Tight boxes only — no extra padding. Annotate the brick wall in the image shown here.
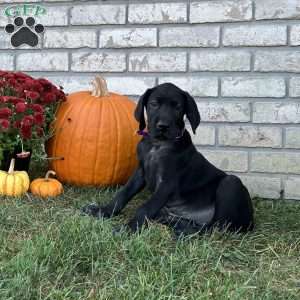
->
[1,0,300,200]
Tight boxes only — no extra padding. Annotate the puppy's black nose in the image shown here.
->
[157,122,170,131]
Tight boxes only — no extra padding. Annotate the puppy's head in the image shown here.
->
[134,83,200,140]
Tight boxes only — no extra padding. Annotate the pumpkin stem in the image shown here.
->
[45,170,56,180]
[91,76,109,97]
[8,159,15,174]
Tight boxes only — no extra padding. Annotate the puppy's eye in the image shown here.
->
[170,101,182,111]
[175,104,182,111]
[149,102,159,109]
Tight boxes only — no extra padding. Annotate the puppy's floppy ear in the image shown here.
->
[134,88,153,131]
[183,91,201,134]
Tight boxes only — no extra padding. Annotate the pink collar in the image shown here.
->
[137,130,149,137]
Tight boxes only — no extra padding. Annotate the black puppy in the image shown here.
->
[83,83,254,235]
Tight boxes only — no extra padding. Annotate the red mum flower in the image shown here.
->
[24,90,40,101]
[33,113,44,125]
[15,72,31,80]
[20,115,34,139]
[8,97,25,105]
[0,71,8,77]
[3,73,14,80]
[56,89,66,101]
[22,78,36,90]
[8,78,17,87]
[31,82,43,93]
[30,103,44,113]
[43,92,56,103]
[13,85,25,98]
[15,102,27,113]
[38,78,53,92]
[0,119,10,130]
[0,107,12,118]
[20,125,32,139]
[22,115,34,125]
[0,96,10,103]
[16,78,26,85]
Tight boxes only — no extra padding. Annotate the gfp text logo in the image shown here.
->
[4,4,46,18]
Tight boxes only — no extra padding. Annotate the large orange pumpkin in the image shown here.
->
[46,76,140,186]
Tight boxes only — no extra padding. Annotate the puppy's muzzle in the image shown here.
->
[156,121,170,133]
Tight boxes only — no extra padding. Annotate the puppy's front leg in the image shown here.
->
[82,167,145,218]
[127,183,174,232]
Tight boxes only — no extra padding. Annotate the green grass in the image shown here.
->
[0,166,299,299]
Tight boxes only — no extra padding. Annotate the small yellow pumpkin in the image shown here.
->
[0,159,30,197]
[30,170,63,198]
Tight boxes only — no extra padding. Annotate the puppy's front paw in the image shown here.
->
[81,202,100,216]
[81,203,111,218]
[127,218,144,233]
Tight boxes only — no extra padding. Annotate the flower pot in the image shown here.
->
[0,148,32,172]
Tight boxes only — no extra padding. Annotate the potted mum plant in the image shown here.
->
[0,71,66,172]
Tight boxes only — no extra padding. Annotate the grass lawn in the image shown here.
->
[0,165,299,299]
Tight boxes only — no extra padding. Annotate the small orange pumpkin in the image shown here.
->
[30,171,63,198]
[46,76,140,186]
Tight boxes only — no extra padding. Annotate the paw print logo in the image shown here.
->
[5,17,44,47]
